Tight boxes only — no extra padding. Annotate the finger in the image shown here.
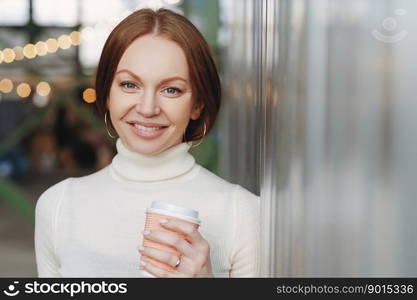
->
[140,260,187,278]
[158,218,203,244]
[143,230,196,259]
[138,245,180,268]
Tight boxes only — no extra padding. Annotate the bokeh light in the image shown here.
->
[3,48,16,63]
[16,83,31,98]
[35,41,48,56]
[36,81,51,96]
[0,79,14,93]
[23,43,37,59]
[70,31,81,46]
[46,38,58,53]
[13,46,24,61]
[57,34,72,50]
[83,88,96,103]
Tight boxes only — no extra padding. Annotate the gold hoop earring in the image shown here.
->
[104,111,117,139]
[185,122,206,148]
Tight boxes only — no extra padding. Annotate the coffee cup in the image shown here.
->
[141,201,201,272]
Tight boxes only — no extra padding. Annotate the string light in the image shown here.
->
[0,1,181,65]
[23,43,37,59]
[36,82,51,96]
[83,88,96,103]
[3,48,15,63]
[35,41,48,56]
[0,79,13,93]
[46,38,59,53]
[13,46,25,61]
[57,34,72,50]
[16,83,31,98]
[70,31,81,46]
[0,30,83,64]
[0,79,52,101]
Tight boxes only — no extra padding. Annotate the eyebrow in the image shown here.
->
[115,69,188,84]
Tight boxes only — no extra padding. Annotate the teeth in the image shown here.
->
[134,124,162,132]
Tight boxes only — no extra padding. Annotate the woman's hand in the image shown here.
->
[138,218,214,278]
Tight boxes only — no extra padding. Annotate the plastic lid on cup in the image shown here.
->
[146,201,201,225]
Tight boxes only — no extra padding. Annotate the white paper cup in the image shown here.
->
[141,201,201,272]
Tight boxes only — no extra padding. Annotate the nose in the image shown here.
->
[135,90,160,117]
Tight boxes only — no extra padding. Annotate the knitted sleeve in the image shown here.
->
[34,178,69,277]
[229,185,261,277]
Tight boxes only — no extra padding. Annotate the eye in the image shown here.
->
[120,81,139,90]
[163,87,182,96]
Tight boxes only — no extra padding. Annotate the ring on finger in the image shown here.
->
[174,256,181,268]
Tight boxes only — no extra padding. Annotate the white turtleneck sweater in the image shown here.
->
[35,139,260,277]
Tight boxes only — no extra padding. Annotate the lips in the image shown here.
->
[127,121,169,139]
[127,121,169,128]
[134,123,163,132]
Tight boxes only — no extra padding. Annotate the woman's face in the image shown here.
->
[107,34,202,155]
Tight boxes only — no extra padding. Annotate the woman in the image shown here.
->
[35,8,260,278]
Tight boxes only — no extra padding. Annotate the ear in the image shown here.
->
[190,102,204,120]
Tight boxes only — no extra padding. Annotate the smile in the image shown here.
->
[135,124,162,132]
[128,123,168,139]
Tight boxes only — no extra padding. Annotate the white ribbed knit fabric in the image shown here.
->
[34,139,260,277]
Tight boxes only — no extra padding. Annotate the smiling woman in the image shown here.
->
[95,8,221,149]
[106,34,199,155]
[34,8,260,278]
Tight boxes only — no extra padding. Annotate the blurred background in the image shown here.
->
[0,0,220,276]
[1,0,416,277]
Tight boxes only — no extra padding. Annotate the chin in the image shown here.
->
[129,142,163,156]
[123,137,173,156]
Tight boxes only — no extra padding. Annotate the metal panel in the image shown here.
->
[220,0,417,276]
[218,0,262,193]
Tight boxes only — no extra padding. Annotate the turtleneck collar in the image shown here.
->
[109,138,196,182]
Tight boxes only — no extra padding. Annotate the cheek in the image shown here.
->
[163,101,193,125]
[108,87,131,114]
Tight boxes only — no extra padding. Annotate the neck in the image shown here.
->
[110,139,196,182]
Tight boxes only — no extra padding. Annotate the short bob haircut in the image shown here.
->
[95,8,221,142]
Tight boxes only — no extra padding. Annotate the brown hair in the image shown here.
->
[95,8,221,142]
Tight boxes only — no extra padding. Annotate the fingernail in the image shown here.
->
[137,245,145,252]
[159,218,168,224]
[142,230,150,236]
[140,260,147,266]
